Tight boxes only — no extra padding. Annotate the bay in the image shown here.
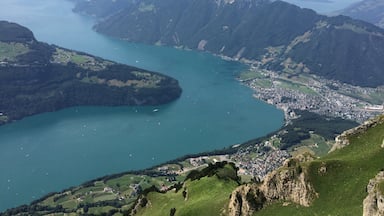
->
[0,0,283,211]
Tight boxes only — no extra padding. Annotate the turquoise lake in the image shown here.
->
[0,0,284,210]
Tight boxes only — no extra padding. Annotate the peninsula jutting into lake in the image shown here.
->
[0,20,182,126]
[2,0,383,214]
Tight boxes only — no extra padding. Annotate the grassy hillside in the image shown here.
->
[131,116,383,216]
[255,116,384,215]
[136,173,238,215]
[1,162,240,215]
[2,115,382,215]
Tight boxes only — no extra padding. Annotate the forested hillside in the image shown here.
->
[73,0,384,87]
[0,21,182,125]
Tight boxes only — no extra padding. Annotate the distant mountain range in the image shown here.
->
[0,21,181,125]
[72,0,384,88]
[339,0,384,29]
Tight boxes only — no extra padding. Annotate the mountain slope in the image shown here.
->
[2,115,383,215]
[254,115,384,215]
[135,163,240,216]
[73,0,384,87]
[128,115,384,216]
[340,0,384,29]
[0,21,182,125]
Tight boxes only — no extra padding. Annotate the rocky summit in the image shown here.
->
[363,171,384,216]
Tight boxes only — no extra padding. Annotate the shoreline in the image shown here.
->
[227,56,383,124]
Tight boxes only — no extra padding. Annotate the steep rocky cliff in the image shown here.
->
[228,184,265,216]
[363,171,384,216]
[228,155,317,216]
[260,160,317,207]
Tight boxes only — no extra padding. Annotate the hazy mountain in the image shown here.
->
[339,0,384,28]
[73,0,384,87]
[70,0,137,18]
[0,21,181,125]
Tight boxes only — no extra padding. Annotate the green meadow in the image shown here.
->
[256,116,384,215]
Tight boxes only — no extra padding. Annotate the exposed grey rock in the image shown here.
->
[363,172,384,216]
[228,156,317,216]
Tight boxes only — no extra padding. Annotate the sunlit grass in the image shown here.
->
[256,119,384,216]
[136,175,238,216]
[291,134,332,157]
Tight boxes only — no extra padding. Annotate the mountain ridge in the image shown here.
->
[339,0,384,29]
[72,0,384,87]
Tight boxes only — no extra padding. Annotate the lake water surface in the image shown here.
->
[0,0,283,210]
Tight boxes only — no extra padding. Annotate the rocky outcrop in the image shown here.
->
[363,171,384,216]
[330,115,384,152]
[228,184,265,216]
[228,156,317,216]
[260,162,317,207]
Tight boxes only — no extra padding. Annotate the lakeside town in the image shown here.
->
[163,56,384,181]
[230,145,290,180]
[154,61,384,181]
[241,67,384,124]
[154,133,291,181]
